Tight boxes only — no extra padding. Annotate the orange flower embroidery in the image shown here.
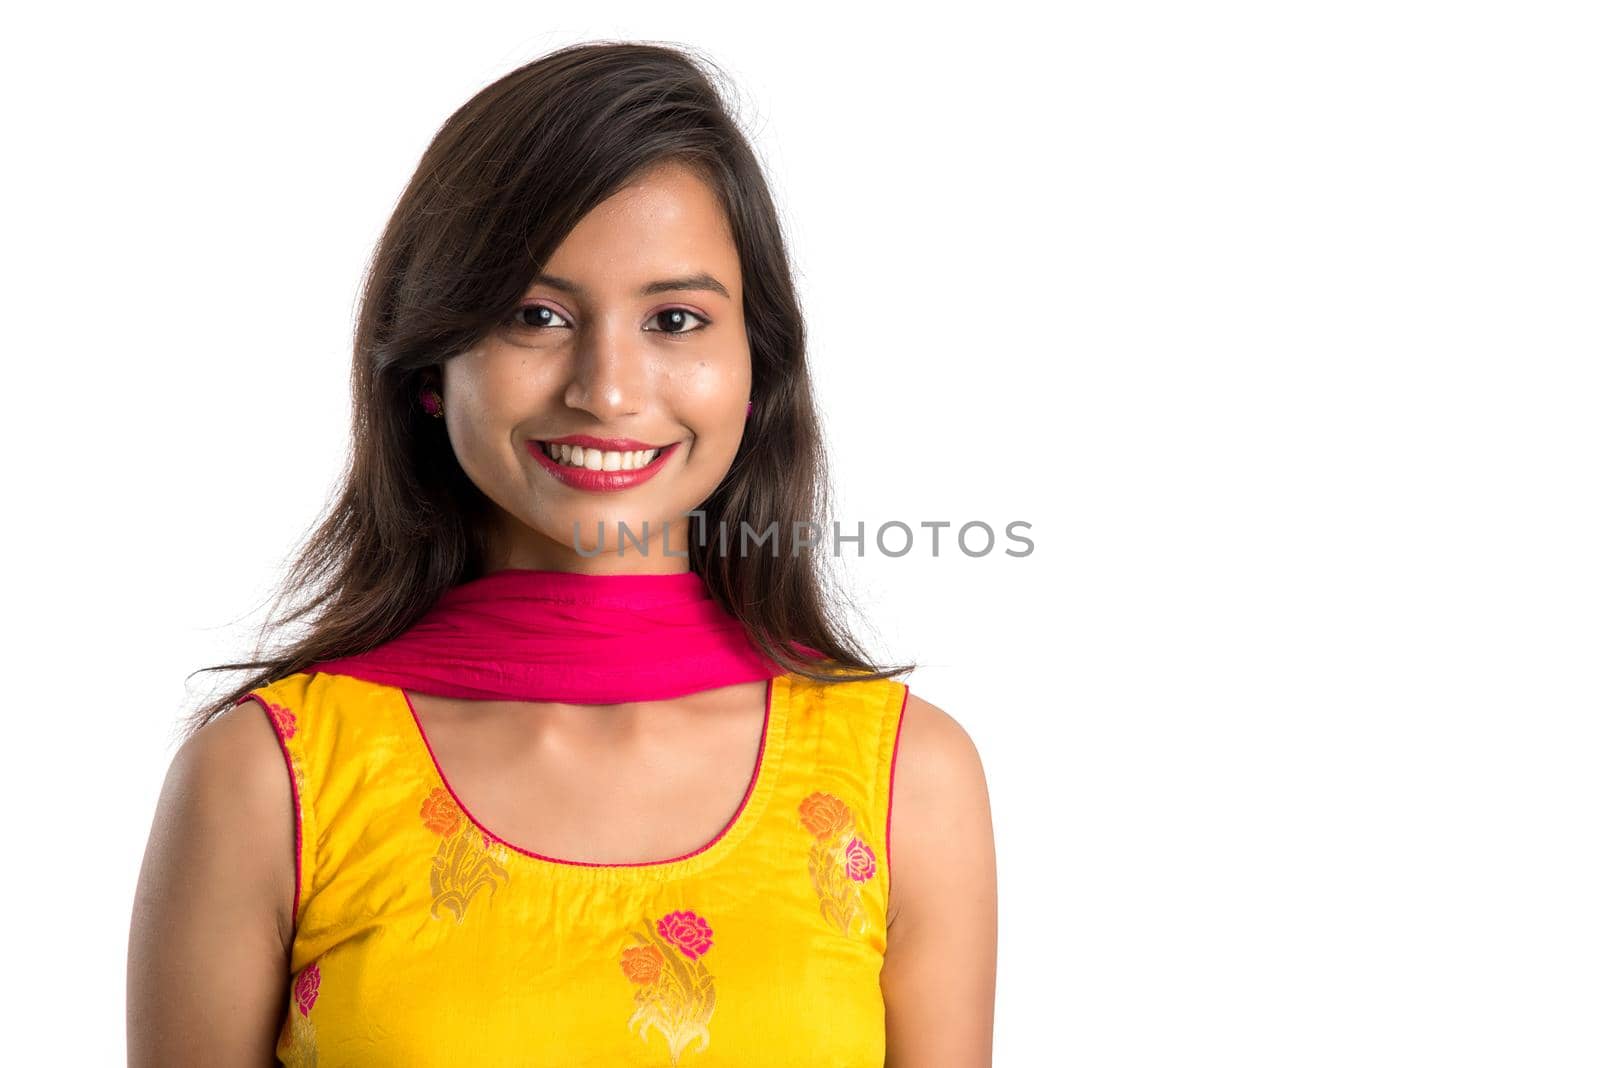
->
[418,786,509,922]
[798,790,877,937]
[619,909,717,1064]
[798,791,852,839]
[277,959,321,1067]
[620,944,664,985]
[420,788,464,837]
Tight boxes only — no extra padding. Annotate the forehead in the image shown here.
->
[537,161,740,296]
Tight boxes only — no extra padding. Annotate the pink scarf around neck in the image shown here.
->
[305,568,813,703]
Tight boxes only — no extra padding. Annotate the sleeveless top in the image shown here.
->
[235,669,910,1067]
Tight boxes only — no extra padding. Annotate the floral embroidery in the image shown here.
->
[294,961,321,1014]
[418,786,509,922]
[798,790,877,936]
[843,835,878,881]
[420,788,463,836]
[259,698,307,797]
[659,910,714,960]
[619,909,717,1064]
[263,699,297,739]
[277,959,321,1067]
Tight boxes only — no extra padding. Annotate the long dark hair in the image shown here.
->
[180,40,913,742]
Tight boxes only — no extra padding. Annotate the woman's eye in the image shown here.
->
[505,304,709,337]
[508,304,570,330]
[646,308,711,336]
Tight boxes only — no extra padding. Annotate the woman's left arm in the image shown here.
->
[881,693,999,1067]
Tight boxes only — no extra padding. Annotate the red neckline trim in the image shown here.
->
[400,677,779,869]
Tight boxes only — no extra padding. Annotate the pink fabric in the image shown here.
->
[305,568,813,703]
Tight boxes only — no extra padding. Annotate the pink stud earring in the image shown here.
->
[420,387,444,418]
[746,400,753,419]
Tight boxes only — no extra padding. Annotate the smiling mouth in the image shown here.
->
[536,441,666,471]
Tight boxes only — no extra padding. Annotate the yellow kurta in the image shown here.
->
[237,669,909,1066]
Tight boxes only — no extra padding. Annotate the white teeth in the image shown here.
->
[543,443,661,470]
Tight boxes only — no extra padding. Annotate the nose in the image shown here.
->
[562,318,647,420]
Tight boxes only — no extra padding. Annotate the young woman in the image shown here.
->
[128,41,997,1066]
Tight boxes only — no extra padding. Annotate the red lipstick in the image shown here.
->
[527,436,680,492]
[542,433,669,451]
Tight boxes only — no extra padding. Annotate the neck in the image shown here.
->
[481,511,699,575]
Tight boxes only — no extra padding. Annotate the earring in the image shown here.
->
[420,386,444,418]
[746,399,754,419]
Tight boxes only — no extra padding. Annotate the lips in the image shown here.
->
[541,434,672,451]
[526,439,680,493]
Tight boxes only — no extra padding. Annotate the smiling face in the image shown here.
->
[437,160,751,574]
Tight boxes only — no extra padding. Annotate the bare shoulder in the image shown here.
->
[882,691,997,1066]
[886,692,994,927]
[182,698,299,939]
[126,697,297,1065]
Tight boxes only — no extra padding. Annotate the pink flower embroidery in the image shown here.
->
[657,909,714,961]
[621,910,717,1063]
[293,961,321,1017]
[281,959,324,1062]
[844,837,877,882]
[263,700,297,740]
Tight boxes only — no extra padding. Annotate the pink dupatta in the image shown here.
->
[305,568,813,703]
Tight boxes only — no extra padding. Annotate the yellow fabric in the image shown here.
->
[239,669,909,1067]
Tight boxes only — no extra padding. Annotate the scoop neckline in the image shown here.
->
[395,674,790,881]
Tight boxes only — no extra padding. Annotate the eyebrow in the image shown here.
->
[530,271,732,301]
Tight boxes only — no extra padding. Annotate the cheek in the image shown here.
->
[449,354,521,420]
[673,360,750,434]
[445,350,557,439]
[441,362,528,477]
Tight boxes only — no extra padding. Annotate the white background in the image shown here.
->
[3,2,1596,1063]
